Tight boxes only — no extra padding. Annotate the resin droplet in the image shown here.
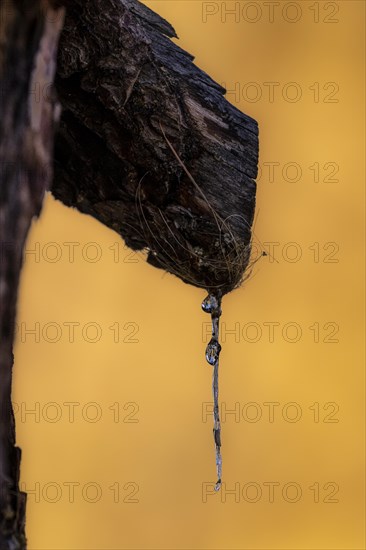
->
[213,427,221,447]
[201,294,221,316]
[215,479,222,492]
[202,292,223,491]
[205,338,221,366]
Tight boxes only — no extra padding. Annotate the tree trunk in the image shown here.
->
[0,2,64,547]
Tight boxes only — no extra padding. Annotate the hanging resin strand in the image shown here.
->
[202,293,222,491]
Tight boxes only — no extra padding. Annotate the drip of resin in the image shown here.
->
[202,293,222,491]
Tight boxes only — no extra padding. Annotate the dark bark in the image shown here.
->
[53,0,259,295]
[0,2,64,547]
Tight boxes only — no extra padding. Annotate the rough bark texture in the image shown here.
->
[54,0,259,295]
[0,2,64,547]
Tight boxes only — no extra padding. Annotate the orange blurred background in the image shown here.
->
[13,1,365,548]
